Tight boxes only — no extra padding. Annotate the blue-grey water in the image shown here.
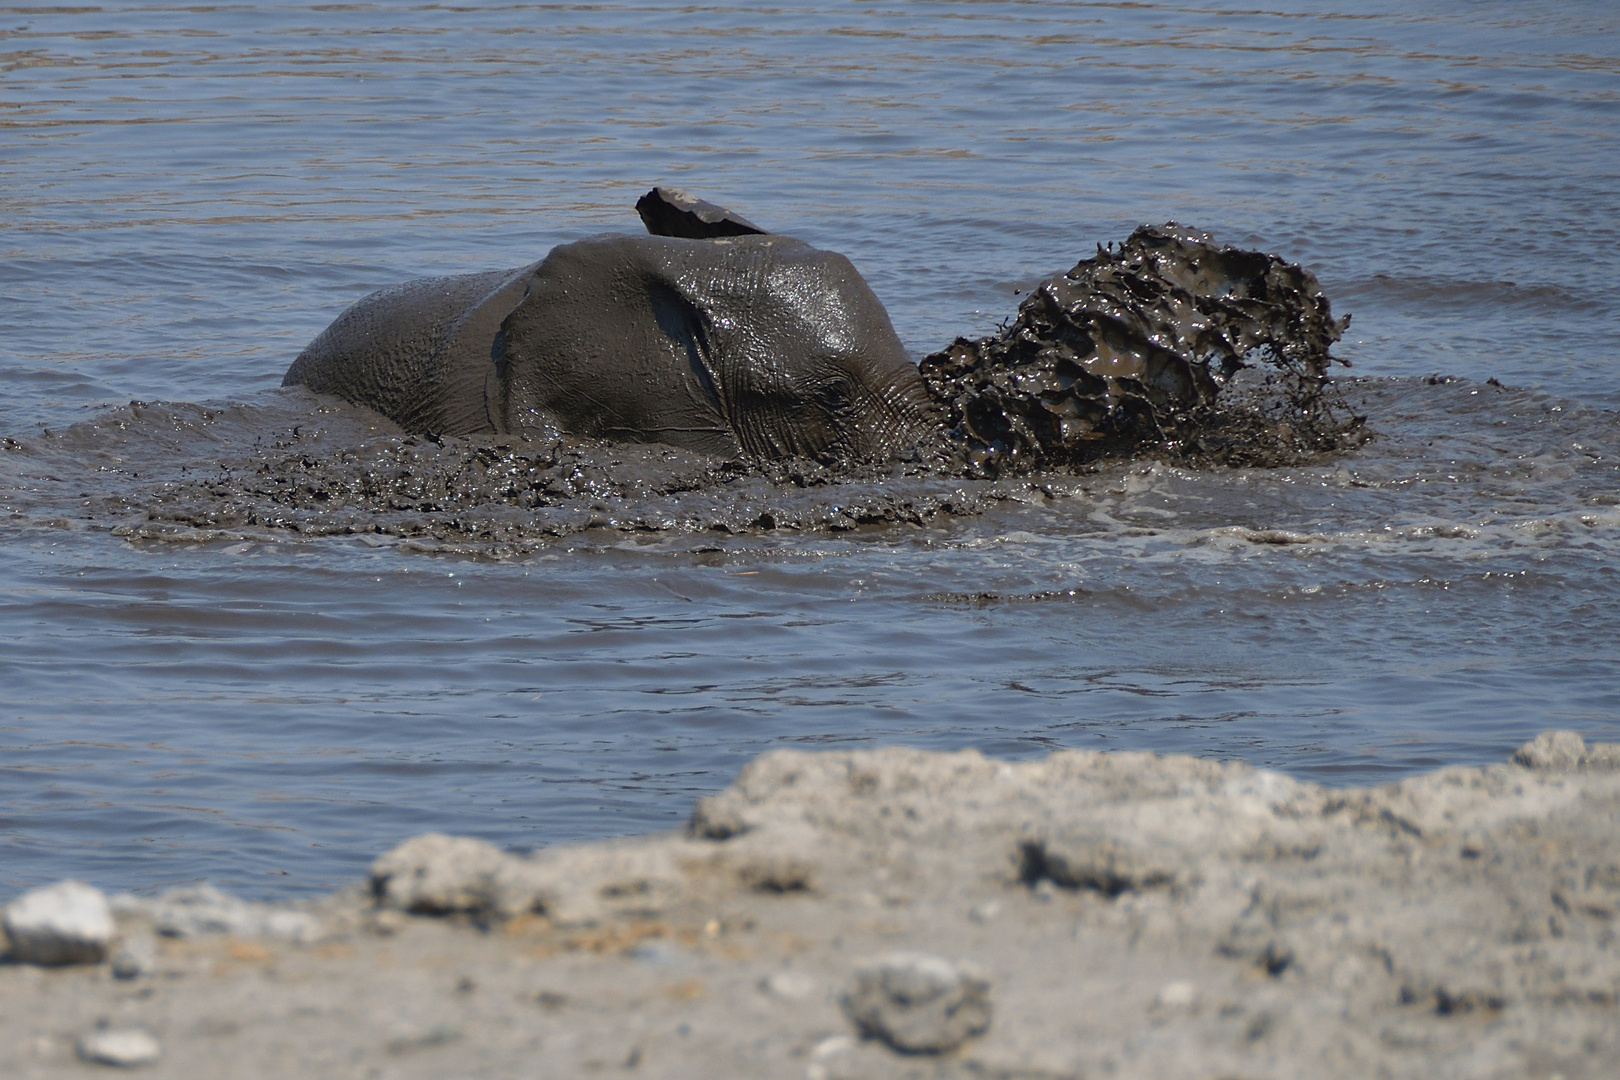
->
[2,1,1618,898]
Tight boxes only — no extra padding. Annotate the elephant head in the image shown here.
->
[488,232,939,463]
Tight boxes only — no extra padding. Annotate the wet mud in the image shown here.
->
[2,225,1368,553]
[0,394,1072,556]
[120,411,1051,556]
[921,224,1363,474]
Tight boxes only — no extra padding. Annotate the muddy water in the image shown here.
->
[3,1,1618,897]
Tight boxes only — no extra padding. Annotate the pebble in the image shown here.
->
[3,880,115,965]
[110,935,158,980]
[78,1028,162,1068]
[811,1034,855,1060]
[364,908,407,936]
[1155,980,1200,1009]
[385,1021,462,1054]
[968,900,1002,924]
[840,952,992,1054]
[262,909,324,943]
[804,1035,857,1080]
[760,970,818,1001]
[627,941,687,967]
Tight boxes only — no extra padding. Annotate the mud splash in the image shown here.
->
[920,223,1363,474]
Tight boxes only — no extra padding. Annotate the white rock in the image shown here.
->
[1514,730,1586,770]
[370,833,509,914]
[78,1028,161,1067]
[3,881,115,965]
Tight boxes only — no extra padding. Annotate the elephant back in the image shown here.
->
[285,265,535,436]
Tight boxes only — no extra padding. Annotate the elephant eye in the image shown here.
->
[816,378,855,411]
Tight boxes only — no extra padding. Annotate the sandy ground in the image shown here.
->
[3,730,1618,1079]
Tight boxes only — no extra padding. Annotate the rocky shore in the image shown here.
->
[4,731,1617,1078]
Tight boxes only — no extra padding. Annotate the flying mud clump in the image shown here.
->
[920,223,1363,475]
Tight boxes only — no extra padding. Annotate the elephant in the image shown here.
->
[282,189,939,463]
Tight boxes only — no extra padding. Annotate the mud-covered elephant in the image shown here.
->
[283,190,938,462]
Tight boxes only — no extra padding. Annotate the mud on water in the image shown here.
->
[119,410,1056,557]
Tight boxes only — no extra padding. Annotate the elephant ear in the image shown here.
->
[492,236,742,453]
[411,261,539,437]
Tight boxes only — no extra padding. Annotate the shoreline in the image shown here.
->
[4,730,1617,1078]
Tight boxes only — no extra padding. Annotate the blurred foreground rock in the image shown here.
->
[3,881,114,965]
[110,882,324,943]
[78,1028,161,1068]
[1,731,1618,1079]
[841,953,992,1053]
